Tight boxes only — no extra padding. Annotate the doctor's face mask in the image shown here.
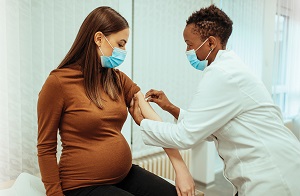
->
[185,38,213,71]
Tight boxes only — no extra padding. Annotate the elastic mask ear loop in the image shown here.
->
[205,48,213,60]
[99,46,105,56]
[99,35,113,56]
[195,38,209,52]
[103,36,114,49]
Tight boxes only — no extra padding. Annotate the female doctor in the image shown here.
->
[131,4,300,196]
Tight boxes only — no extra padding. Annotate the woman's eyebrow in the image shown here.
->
[120,39,127,44]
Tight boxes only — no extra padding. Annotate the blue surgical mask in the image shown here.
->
[99,36,127,68]
[185,38,212,71]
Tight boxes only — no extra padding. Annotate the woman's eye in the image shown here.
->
[118,44,124,47]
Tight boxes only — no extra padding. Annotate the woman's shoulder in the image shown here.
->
[114,68,140,90]
[49,64,83,78]
[113,68,125,76]
[113,69,132,82]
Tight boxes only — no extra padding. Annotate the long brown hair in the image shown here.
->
[57,6,129,109]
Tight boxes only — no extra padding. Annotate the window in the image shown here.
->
[272,14,289,118]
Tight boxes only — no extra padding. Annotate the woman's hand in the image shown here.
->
[129,94,144,126]
[175,168,196,196]
[145,89,172,111]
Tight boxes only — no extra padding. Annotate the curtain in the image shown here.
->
[0,0,119,183]
[220,0,265,78]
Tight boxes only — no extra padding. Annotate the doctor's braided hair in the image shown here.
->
[186,4,233,46]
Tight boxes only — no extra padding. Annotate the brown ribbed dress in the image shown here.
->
[37,65,140,196]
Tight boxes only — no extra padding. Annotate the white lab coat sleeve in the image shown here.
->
[173,108,186,123]
[140,67,244,149]
[176,108,214,141]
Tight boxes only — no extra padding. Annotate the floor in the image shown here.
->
[195,172,234,196]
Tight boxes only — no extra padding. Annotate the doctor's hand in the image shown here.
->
[129,94,144,126]
[146,89,180,119]
[145,89,173,111]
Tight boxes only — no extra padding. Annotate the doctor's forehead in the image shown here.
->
[183,24,201,42]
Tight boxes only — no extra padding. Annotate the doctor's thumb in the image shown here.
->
[147,97,157,104]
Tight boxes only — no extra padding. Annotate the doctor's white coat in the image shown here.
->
[140,50,300,196]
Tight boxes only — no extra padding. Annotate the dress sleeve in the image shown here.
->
[37,74,64,196]
[140,67,243,149]
[117,70,141,107]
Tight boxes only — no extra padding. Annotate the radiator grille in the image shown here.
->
[132,149,191,181]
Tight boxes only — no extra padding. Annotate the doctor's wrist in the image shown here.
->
[165,104,180,119]
[164,103,175,112]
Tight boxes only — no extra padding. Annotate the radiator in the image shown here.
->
[132,149,191,181]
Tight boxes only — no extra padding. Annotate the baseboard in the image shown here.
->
[194,179,216,189]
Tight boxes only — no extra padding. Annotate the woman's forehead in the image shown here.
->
[108,28,129,41]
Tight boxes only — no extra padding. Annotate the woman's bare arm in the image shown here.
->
[129,91,195,196]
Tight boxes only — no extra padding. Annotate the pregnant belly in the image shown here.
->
[59,137,132,188]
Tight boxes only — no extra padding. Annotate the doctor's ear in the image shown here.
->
[208,36,218,49]
[94,31,104,47]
